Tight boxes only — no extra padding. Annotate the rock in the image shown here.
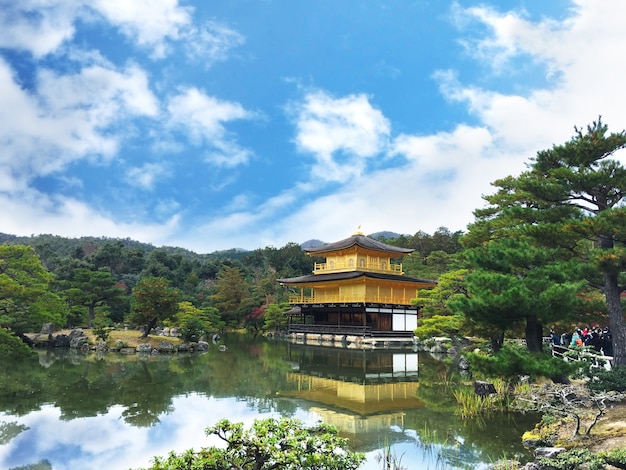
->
[520,463,542,470]
[68,329,84,340]
[534,447,566,459]
[40,323,54,334]
[430,342,448,354]
[196,341,209,351]
[169,328,181,337]
[119,348,135,354]
[52,334,71,348]
[177,343,189,352]
[474,380,497,396]
[458,357,470,370]
[136,343,152,353]
[157,341,174,353]
[69,336,89,349]
[96,342,108,352]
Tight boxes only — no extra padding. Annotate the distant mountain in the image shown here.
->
[367,231,407,240]
[300,232,407,249]
[300,239,325,249]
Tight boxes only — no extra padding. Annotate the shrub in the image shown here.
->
[0,328,34,359]
[137,418,365,470]
[587,365,626,393]
[414,314,462,339]
[465,344,577,381]
[599,448,626,469]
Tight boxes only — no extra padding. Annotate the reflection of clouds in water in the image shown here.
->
[0,394,312,470]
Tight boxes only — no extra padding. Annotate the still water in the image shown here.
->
[0,335,537,469]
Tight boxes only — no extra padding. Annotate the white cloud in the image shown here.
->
[0,189,180,246]
[0,0,243,61]
[292,91,391,182]
[182,20,246,65]
[90,0,192,58]
[0,0,81,57]
[0,58,159,191]
[126,163,169,190]
[167,87,255,167]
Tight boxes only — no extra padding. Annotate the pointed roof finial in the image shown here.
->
[353,225,363,235]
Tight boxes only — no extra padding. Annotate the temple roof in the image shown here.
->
[277,271,436,286]
[304,234,414,256]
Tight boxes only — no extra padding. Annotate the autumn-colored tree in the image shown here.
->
[211,266,253,328]
[129,277,179,338]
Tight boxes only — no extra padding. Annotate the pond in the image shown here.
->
[0,335,538,469]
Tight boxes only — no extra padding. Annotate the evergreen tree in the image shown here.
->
[0,245,66,345]
[467,119,626,364]
[129,277,180,338]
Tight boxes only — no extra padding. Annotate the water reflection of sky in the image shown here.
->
[0,395,311,470]
[0,392,476,470]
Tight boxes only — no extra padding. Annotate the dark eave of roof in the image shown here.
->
[277,271,437,285]
[304,234,413,255]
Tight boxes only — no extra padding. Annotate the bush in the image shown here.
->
[465,344,577,381]
[414,314,462,339]
[0,328,34,359]
[599,448,626,469]
[587,365,626,392]
[137,418,365,470]
[540,448,626,470]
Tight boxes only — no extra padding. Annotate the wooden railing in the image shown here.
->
[313,261,403,275]
[551,344,613,370]
[288,324,372,336]
[287,294,416,305]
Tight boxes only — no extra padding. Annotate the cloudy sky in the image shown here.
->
[1,0,625,253]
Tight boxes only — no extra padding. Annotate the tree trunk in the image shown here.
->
[491,330,504,353]
[603,270,626,366]
[525,314,543,352]
[87,304,95,329]
[140,317,158,338]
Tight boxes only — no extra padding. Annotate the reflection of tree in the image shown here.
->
[0,421,28,445]
[0,336,538,467]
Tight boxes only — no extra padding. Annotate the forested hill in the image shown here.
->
[0,227,462,330]
[0,232,250,261]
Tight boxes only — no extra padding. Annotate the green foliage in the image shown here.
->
[0,328,34,359]
[587,365,626,392]
[414,314,462,339]
[138,418,365,470]
[262,303,291,333]
[211,266,253,329]
[465,345,577,381]
[129,277,180,337]
[538,448,605,470]
[0,245,66,335]
[59,267,125,328]
[599,448,626,469]
[465,119,626,365]
[176,301,216,341]
[92,311,114,342]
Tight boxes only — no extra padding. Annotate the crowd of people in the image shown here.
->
[550,325,613,357]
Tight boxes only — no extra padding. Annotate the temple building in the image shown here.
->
[277,231,437,338]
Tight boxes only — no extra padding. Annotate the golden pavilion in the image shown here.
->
[277,231,437,337]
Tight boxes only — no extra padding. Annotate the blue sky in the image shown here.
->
[1,0,625,253]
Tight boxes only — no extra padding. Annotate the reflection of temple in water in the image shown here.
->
[282,344,424,449]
